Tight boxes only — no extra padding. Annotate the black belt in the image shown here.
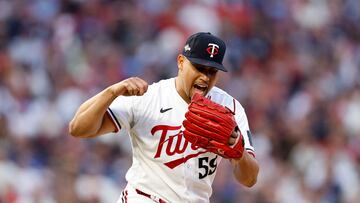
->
[135,189,168,203]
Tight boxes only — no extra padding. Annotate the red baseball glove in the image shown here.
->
[182,93,244,159]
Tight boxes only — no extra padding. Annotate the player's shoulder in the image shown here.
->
[145,77,174,94]
[208,86,245,111]
[207,86,233,102]
[126,77,174,109]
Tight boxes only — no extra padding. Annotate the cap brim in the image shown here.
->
[186,57,228,72]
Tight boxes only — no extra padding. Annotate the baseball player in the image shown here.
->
[69,32,259,203]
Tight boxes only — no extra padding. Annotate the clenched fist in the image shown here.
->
[111,77,148,96]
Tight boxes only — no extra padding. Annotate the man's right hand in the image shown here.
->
[111,77,149,96]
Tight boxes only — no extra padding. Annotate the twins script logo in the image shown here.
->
[151,125,207,169]
[206,43,219,58]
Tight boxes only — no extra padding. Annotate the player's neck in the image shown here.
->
[175,77,191,104]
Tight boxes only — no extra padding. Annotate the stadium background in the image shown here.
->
[0,0,359,202]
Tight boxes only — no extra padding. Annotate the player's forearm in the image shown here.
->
[69,87,117,137]
[231,151,259,187]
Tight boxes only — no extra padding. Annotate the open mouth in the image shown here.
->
[193,84,208,95]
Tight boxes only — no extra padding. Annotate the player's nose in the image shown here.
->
[198,74,210,83]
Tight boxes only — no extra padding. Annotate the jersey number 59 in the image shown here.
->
[198,156,218,179]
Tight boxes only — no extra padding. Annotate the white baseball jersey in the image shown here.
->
[108,78,255,203]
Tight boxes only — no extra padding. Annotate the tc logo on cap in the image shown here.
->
[206,43,219,58]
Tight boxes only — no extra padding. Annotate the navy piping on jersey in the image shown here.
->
[107,108,121,132]
[245,148,256,158]
[246,148,254,151]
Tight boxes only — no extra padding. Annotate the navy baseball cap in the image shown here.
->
[182,32,227,72]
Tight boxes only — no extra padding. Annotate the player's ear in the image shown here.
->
[177,54,184,71]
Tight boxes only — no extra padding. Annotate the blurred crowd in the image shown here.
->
[0,0,359,203]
